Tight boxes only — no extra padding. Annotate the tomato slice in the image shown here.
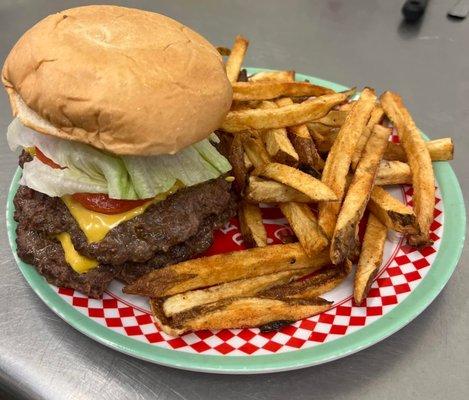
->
[71,193,151,214]
[35,147,63,169]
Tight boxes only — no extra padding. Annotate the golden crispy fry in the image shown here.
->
[354,214,387,304]
[123,243,330,297]
[221,91,354,133]
[151,296,332,336]
[368,186,418,234]
[225,35,249,83]
[249,70,296,82]
[257,162,337,201]
[384,138,453,162]
[311,130,451,165]
[280,202,328,257]
[232,81,334,101]
[261,262,351,299]
[351,106,384,169]
[228,133,248,193]
[375,160,412,185]
[319,88,377,238]
[338,101,356,111]
[420,137,454,161]
[276,97,325,171]
[242,133,271,169]
[162,269,309,317]
[288,130,325,171]
[316,109,349,127]
[258,101,299,166]
[381,92,435,246]
[308,123,339,153]
[245,177,311,203]
[263,128,299,166]
[238,201,267,248]
[330,125,390,264]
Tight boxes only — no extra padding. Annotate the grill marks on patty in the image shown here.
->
[14,177,237,298]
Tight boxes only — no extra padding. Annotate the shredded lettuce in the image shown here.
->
[8,118,231,199]
[21,158,108,197]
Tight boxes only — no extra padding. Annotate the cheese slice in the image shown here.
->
[62,195,153,243]
[56,232,98,273]
[59,184,181,274]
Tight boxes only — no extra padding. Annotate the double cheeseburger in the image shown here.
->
[3,5,236,298]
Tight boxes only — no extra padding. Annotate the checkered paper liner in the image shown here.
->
[55,183,444,356]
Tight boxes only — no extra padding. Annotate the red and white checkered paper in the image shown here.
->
[56,181,443,356]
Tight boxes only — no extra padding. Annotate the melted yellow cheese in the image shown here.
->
[62,195,153,243]
[56,232,98,273]
[59,184,182,274]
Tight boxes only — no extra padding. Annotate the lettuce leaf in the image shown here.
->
[8,118,231,199]
[21,158,108,197]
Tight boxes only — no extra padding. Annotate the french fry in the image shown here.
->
[421,137,454,161]
[354,214,387,304]
[232,81,334,101]
[312,130,452,164]
[262,128,299,166]
[375,160,412,185]
[245,176,311,203]
[368,186,418,234]
[238,201,267,248]
[151,296,332,336]
[351,106,384,169]
[162,269,309,317]
[280,202,329,257]
[381,92,435,246]
[228,133,248,193]
[308,123,339,153]
[123,243,330,297]
[249,70,296,82]
[330,125,390,264]
[257,162,337,201]
[242,133,271,169]
[384,138,453,162]
[258,101,299,166]
[225,35,249,83]
[316,109,349,127]
[230,102,255,112]
[319,88,377,238]
[261,262,351,299]
[338,101,355,111]
[288,127,325,171]
[276,97,325,171]
[221,91,354,133]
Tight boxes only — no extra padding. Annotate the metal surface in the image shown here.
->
[0,0,467,398]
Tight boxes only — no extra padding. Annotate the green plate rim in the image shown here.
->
[5,68,466,374]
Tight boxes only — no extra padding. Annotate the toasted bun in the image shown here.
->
[2,5,232,155]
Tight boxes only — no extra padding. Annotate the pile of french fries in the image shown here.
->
[123,36,454,336]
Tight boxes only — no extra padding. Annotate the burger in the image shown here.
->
[3,5,236,298]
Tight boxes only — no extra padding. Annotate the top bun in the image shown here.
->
[2,5,232,155]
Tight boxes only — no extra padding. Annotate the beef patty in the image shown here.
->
[14,158,237,298]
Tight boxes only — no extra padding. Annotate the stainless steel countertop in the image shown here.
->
[0,1,468,399]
